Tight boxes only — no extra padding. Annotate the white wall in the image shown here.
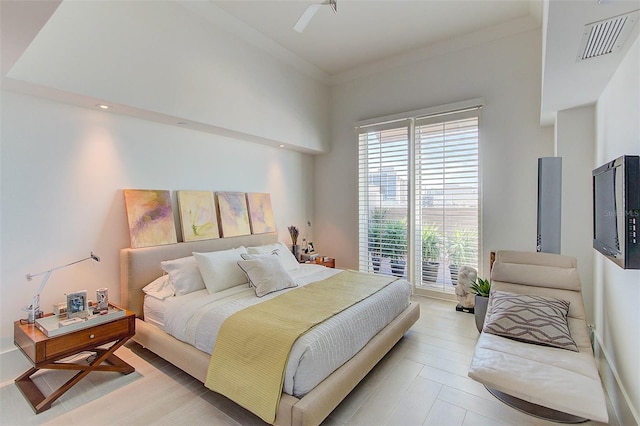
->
[594,36,640,425]
[556,105,595,322]
[8,1,330,153]
[0,91,315,370]
[317,28,554,274]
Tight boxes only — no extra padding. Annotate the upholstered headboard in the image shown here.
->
[120,232,278,318]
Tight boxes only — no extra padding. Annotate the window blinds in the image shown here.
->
[358,106,480,291]
[358,122,409,276]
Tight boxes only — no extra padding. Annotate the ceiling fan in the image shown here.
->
[294,0,337,33]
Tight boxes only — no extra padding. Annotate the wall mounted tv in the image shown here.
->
[592,155,639,269]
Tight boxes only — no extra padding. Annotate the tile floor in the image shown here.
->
[0,296,615,426]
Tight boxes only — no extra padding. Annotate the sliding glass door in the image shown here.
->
[358,105,480,295]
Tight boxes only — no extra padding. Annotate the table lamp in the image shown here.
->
[23,252,100,323]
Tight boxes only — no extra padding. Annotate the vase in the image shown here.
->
[292,244,300,261]
[475,294,489,332]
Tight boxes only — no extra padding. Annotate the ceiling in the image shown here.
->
[1,0,638,129]
[209,0,539,76]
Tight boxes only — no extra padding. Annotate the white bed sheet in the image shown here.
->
[143,264,411,397]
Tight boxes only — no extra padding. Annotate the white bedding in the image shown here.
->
[143,264,411,397]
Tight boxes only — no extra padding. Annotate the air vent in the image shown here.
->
[577,10,639,61]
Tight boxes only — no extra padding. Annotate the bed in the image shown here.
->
[120,232,420,426]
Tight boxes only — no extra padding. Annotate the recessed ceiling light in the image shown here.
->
[97,104,110,110]
[279,144,285,148]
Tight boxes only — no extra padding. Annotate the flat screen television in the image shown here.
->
[592,155,639,269]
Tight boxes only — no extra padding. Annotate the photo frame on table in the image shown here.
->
[306,241,315,253]
[66,290,88,319]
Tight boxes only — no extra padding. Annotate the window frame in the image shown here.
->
[356,99,484,296]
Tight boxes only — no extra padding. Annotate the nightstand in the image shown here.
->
[13,304,136,414]
[309,257,335,268]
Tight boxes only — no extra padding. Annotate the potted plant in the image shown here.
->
[470,277,491,332]
[382,219,407,278]
[367,209,387,273]
[421,224,441,284]
[446,227,477,285]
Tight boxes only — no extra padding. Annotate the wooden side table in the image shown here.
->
[13,305,136,414]
[305,257,335,268]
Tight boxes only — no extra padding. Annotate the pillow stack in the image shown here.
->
[143,241,303,300]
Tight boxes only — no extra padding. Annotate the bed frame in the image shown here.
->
[120,232,420,426]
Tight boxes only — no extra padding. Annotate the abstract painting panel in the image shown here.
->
[246,193,276,234]
[124,189,177,248]
[177,190,219,242]
[216,192,251,237]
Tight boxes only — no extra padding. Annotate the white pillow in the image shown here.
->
[237,256,297,297]
[161,256,205,296]
[142,275,175,300]
[193,246,248,294]
[247,241,299,272]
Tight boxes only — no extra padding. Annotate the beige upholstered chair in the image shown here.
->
[468,250,608,423]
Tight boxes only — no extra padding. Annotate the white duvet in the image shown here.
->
[144,265,411,397]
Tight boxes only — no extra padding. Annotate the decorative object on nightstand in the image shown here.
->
[23,252,100,324]
[318,257,335,268]
[96,288,109,310]
[306,241,315,254]
[14,304,135,414]
[65,290,88,319]
[313,257,335,268]
[300,252,320,262]
[288,225,300,260]
[301,220,312,253]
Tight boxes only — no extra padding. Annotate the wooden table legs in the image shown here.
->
[15,337,134,414]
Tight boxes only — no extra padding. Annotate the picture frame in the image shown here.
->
[177,190,220,242]
[306,241,315,253]
[216,192,251,237]
[246,193,276,234]
[123,189,178,248]
[66,290,88,319]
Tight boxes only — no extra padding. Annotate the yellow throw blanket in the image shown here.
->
[204,270,398,424]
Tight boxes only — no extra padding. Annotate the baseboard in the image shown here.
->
[593,332,639,425]
[414,288,458,302]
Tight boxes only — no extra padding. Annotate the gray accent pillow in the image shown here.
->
[483,290,578,352]
[237,256,297,297]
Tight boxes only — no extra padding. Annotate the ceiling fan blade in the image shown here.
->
[294,3,322,33]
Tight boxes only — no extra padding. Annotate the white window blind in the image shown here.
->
[416,110,479,289]
[358,105,480,293]
[358,122,409,277]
